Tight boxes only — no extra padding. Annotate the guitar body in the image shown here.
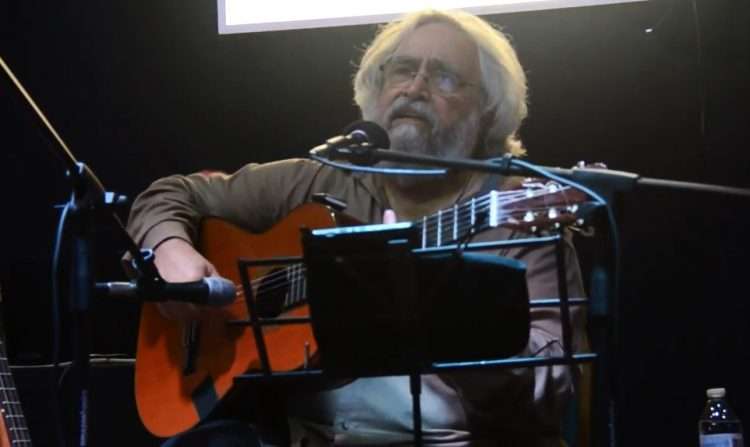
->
[135,203,341,438]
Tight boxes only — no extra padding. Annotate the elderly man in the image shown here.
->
[128,8,587,447]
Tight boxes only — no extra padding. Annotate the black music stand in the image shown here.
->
[301,223,530,377]
[232,222,593,447]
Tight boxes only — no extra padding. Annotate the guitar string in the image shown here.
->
[421,186,574,242]
[428,186,575,237]
[245,197,574,300]
[245,185,553,288]
[247,202,575,300]
[243,186,575,297]
[240,185,557,289]
[421,185,568,234]
[242,185,579,301]
[239,195,505,290]
[244,196,496,293]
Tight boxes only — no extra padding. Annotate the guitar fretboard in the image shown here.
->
[0,339,32,445]
[414,194,494,249]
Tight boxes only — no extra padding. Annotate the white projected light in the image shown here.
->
[218,0,645,34]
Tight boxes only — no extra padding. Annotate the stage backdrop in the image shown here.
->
[1,0,748,445]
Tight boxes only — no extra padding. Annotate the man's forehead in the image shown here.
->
[391,22,479,74]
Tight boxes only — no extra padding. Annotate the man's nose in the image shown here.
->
[402,70,430,99]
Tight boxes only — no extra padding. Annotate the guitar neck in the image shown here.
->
[264,183,585,310]
[0,338,31,445]
[413,194,494,249]
[413,184,584,249]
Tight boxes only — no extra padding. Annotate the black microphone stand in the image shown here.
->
[322,145,750,198]
[311,143,750,447]
[0,55,162,447]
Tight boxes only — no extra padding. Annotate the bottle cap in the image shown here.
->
[707,388,727,399]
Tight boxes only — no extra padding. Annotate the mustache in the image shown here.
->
[383,97,439,129]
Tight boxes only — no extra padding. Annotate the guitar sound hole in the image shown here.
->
[255,268,289,318]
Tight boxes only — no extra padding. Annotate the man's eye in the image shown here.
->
[435,71,460,93]
[390,64,415,78]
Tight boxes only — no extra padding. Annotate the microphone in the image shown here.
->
[96,276,236,306]
[310,120,390,165]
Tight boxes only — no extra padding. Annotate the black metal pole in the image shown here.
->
[410,372,423,447]
[68,202,93,447]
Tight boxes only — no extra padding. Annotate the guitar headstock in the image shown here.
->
[493,179,598,233]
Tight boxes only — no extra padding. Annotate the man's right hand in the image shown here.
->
[153,238,220,321]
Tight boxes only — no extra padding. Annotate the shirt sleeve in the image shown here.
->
[126,158,329,249]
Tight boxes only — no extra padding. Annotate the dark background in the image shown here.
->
[1,0,749,445]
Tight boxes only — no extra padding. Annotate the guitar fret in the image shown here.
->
[296,264,301,304]
[289,265,295,306]
[453,204,458,241]
[291,265,298,305]
[471,198,476,226]
[280,263,307,310]
[489,190,499,227]
[286,265,294,308]
[418,196,495,248]
[282,269,289,308]
[294,264,302,304]
[436,209,442,246]
[296,266,301,306]
[285,267,291,307]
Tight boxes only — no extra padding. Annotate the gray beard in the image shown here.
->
[381,107,482,189]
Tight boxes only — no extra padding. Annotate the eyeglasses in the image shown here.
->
[379,56,477,96]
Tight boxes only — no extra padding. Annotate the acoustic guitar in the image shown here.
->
[135,181,591,437]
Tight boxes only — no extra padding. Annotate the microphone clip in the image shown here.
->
[309,120,390,166]
[128,248,168,298]
[331,142,379,166]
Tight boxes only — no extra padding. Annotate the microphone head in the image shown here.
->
[203,277,237,306]
[343,120,390,149]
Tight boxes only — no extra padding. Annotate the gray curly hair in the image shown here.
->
[353,9,528,157]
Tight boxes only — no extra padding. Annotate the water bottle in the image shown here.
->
[699,387,744,447]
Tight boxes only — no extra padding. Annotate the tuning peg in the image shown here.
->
[574,161,608,169]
